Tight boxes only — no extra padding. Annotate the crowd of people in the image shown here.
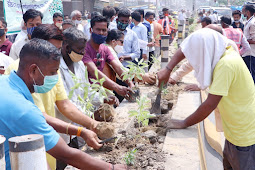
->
[1,3,255,170]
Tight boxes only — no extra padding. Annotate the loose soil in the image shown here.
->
[94,104,116,122]
[96,122,115,140]
[84,81,186,170]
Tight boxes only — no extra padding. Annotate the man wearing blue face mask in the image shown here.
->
[116,8,140,67]
[9,9,43,60]
[83,15,134,100]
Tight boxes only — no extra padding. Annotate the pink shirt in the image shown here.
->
[0,39,12,56]
[83,42,115,79]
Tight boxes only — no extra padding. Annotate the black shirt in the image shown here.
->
[232,22,244,32]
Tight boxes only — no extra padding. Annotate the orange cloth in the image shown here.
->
[153,21,163,47]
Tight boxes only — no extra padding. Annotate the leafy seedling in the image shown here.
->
[121,58,148,82]
[123,148,137,166]
[128,95,155,128]
[68,68,113,117]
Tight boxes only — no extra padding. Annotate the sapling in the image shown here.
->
[68,68,113,117]
[123,148,137,166]
[128,95,155,128]
[121,58,148,82]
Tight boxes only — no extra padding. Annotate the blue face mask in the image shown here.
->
[117,21,129,30]
[87,19,91,23]
[33,66,59,93]
[27,27,36,36]
[91,32,107,44]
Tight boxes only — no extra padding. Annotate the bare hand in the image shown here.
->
[168,78,177,85]
[128,81,135,89]
[114,164,128,170]
[167,119,187,129]
[119,56,125,62]
[185,84,200,91]
[157,68,171,87]
[116,85,132,98]
[104,95,120,106]
[142,54,148,60]
[147,42,155,47]
[81,129,102,150]
[142,73,156,85]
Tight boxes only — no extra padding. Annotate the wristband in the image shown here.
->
[77,127,83,137]
[66,123,71,135]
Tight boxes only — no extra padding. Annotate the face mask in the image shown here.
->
[114,45,123,54]
[33,66,59,93]
[0,29,5,37]
[117,21,129,30]
[87,19,91,23]
[234,20,240,23]
[27,27,36,36]
[75,20,82,25]
[147,19,152,24]
[55,22,62,29]
[69,50,84,62]
[91,32,107,44]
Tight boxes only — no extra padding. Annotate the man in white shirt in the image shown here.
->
[9,9,43,60]
[0,53,13,74]
[103,6,117,30]
[70,10,83,32]
[116,8,140,67]
[178,9,186,25]
[131,11,148,61]
[242,4,255,83]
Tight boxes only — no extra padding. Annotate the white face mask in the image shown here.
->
[114,45,123,54]
[55,22,62,29]
[75,20,82,25]
[234,20,240,23]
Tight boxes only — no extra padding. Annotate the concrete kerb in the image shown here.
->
[163,91,201,170]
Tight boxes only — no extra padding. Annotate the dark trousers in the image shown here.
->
[223,140,255,170]
[148,51,155,70]
[243,56,255,83]
[56,137,79,170]
[113,78,128,103]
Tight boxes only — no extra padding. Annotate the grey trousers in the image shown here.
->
[223,140,255,170]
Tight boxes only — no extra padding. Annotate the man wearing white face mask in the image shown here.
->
[70,10,83,32]
[232,10,244,31]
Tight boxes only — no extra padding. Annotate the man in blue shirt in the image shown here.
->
[0,39,126,170]
[117,8,140,67]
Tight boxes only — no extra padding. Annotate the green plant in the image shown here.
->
[128,95,155,128]
[149,54,160,66]
[69,68,113,117]
[162,87,169,95]
[123,148,137,166]
[121,58,148,82]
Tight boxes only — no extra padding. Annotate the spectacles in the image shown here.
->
[118,40,124,45]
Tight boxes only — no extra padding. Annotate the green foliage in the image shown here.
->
[149,54,160,66]
[162,87,169,95]
[123,148,137,166]
[128,95,155,128]
[121,58,148,82]
[68,68,113,117]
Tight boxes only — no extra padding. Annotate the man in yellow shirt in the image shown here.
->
[158,28,255,169]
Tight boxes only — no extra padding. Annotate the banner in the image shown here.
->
[3,0,63,34]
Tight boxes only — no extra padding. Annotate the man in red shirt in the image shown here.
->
[82,15,134,100]
[0,18,12,56]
